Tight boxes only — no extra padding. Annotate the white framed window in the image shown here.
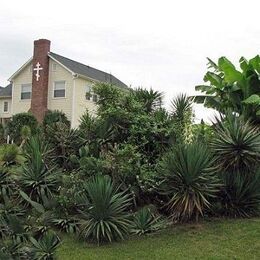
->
[85,85,98,102]
[21,84,32,100]
[52,63,57,71]
[54,81,66,98]
[3,101,8,112]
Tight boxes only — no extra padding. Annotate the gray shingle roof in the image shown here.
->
[0,83,12,97]
[49,52,128,88]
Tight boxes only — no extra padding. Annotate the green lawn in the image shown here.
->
[58,218,260,260]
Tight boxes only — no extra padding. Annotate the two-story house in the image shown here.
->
[0,39,127,128]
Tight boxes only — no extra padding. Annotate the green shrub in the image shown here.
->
[43,110,70,128]
[78,175,132,244]
[158,143,220,221]
[0,124,5,144]
[19,136,61,203]
[6,113,38,143]
[219,170,260,218]
[211,115,260,172]
[29,232,60,259]
[131,206,166,236]
[0,144,22,166]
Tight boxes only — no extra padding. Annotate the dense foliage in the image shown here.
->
[78,175,132,244]
[194,56,260,124]
[6,113,38,143]
[158,143,219,221]
[0,56,259,257]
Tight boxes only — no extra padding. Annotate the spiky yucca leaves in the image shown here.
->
[171,94,193,122]
[19,136,60,204]
[29,232,60,260]
[0,239,29,260]
[133,88,163,113]
[211,115,260,172]
[78,175,132,244]
[0,168,16,201]
[0,144,24,167]
[158,143,220,221]
[219,169,260,217]
[131,206,166,236]
[23,135,52,162]
[171,94,194,144]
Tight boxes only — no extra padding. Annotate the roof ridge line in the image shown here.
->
[49,52,113,77]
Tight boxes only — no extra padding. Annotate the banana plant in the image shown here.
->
[194,56,260,124]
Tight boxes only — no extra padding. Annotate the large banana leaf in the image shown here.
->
[218,57,244,84]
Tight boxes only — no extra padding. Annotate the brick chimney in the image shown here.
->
[31,39,50,122]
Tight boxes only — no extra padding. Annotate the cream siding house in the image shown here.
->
[0,39,127,128]
[0,84,12,124]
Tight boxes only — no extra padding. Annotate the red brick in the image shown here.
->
[31,39,50,122]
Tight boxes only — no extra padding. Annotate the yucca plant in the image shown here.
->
[0,144,24,167]
[211,115,260,172]
[158,143,220,221]
[0,239,29,260]
[78,175,132,244]
[0,168,16,201]
[19,137,60,204]
[23,135,52,162]
[29,232,60,260]
[171,94,194,144]
[131,206,167,236]
[133,88,163,113]
[219,169,260,217]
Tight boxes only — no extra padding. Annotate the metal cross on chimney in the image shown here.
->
[33,62,43,81]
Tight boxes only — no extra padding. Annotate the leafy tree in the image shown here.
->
[194,56,260,124]
[6,113,38,143]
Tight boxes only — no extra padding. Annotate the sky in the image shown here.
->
[1,0,260,122]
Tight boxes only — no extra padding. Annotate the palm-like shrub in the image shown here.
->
[131,206,166,236]
[0,168,16,200]
[219,170,260,217]
[158,143,220,221]
[171,94,194,144]
[133,88,163,113]
[211,115,260,172]
[78,175,132,244]
[0,239,28,259]
[19,137,60,203]
[171,94,193,122]
[0,144,23,167]
[29,232,60,260]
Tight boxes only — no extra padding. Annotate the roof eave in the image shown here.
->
[48,53,76,76]
[8,57,33,81]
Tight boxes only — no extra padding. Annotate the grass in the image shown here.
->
[58,218,260,260]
